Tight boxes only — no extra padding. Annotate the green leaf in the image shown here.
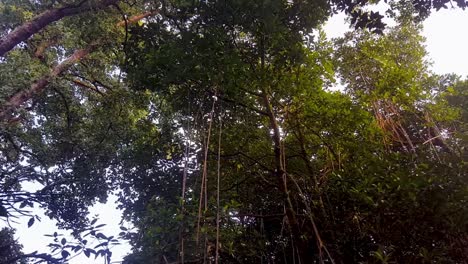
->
[27,217,35,228]
[0,205,8,217]
[94,224,106,229]
[61,250,70,259]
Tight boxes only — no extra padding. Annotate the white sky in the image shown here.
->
[422,8,468,76]
[2,7,467,264]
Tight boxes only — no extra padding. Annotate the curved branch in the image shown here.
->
[0,10,159,121]
[0,0,119,57]
[0,44,96,120]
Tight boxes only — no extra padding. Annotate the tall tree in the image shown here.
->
[0,0,467,263]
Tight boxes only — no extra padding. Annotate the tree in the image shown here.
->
[0,0,119,57]
[0,0,467,263]
[0,228,25,264]
[334,22,468,262]
[120,3,467,262]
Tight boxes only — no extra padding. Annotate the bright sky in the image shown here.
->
[422,9,468,76]
[2,7,467,264]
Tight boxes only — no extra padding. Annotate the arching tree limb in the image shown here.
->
[0,0,119,57]
[0,45,96,120]
[0,11,159,121]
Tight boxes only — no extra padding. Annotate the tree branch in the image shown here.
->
[0,44,97,120]
[0,10,160,121]
[0,0,119,57]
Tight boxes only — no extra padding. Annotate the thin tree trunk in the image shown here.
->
[257,33,311,262]
[260,90,310,261]
[196,97,216,243]
[215,110,222,264]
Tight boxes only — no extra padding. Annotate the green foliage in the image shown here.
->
[0,1,467,263]
[0,228,26,264]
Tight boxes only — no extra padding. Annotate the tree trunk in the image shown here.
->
[260,90,314,263]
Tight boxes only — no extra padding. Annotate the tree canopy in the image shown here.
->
[0,0,467,263]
